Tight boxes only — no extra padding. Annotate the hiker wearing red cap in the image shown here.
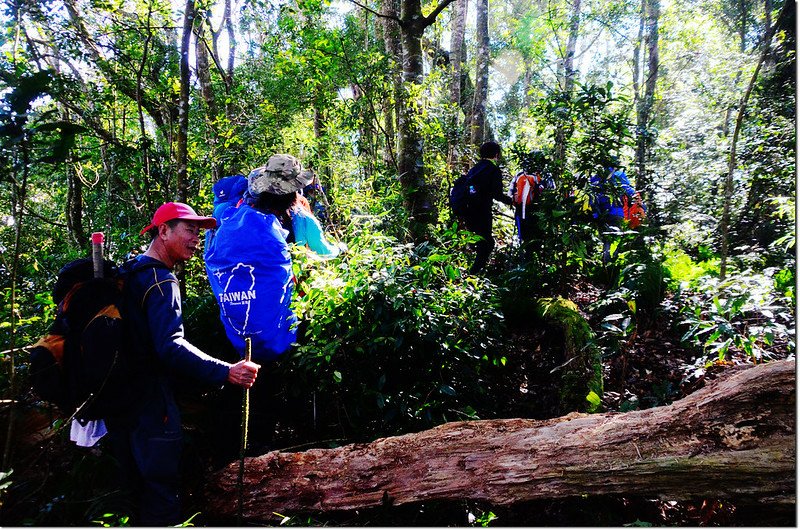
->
[104,202,261,526]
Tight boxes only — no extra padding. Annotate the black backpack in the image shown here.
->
[29,258,158,421]
[449,173,476,218]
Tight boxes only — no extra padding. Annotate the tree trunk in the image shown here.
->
[65,157,86,249]
[469,0,489,146]
[723,0,751,138]
[553,0,581,167]
[447,0,467,167]
[195,19,216,117]
[175,0,195,203]
[634,0,658,205]
[397,19,430,233]
[353,82,375,177]
[395,0,455,238]
[632,0,645,110]
[380,0,401,169]
[224,0,236,113]
[522,60,532,108]
[206,360,795,520]
[763,0,774,68]
[194,17,223,182]
[562,0,580,96]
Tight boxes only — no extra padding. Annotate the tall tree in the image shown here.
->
[720,0,758,136]
[447,0,467,167]
[176,0,196,203]
[553,0,581,166]
[381,0,402,168]
[634,0,659,205]
[632,0,645,111]
[195,16,224,181]
[719,0,789,279]
[387,0,457,236]
[469,0,490,146]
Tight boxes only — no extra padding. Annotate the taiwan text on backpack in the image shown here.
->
[205,204,297,362]
[29,258,157,420]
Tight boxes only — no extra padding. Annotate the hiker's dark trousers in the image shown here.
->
[464,214,494,273]
[106,386,183,526]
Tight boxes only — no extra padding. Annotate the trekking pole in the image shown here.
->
[236,336,252,524]
[91,232,104,279]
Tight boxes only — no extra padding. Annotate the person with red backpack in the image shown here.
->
[509,150,553,252]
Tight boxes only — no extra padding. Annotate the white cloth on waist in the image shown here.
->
[69,418,107,447]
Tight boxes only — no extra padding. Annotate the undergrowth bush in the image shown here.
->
[675,270,795,363]
[285,223,511,440]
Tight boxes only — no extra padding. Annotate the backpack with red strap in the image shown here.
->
[512,172,545,219]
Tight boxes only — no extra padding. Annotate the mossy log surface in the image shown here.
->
[206,360,795,519]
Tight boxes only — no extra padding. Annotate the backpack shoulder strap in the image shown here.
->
[119,258,173,308]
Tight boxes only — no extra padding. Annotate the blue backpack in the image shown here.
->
[590,168,636,221]
[204,205,297,361]
[212,174,248,223]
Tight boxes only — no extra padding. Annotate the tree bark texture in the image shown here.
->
[553,0,581,166]
[194,18,223,182]
[381,0,401,168]
[176,0,195,203]
[447,0,467,167]
[562,0,581,95]
[65,158,86,249]
[634,0,658,203]
[469,0,489,146]
[396,0,455,236]
[632,0,645,110]
[206,360,795,521]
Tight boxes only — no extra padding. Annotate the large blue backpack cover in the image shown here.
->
[205,205,297,361]
[589,168,635,221]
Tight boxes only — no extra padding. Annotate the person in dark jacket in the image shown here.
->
[106,202,261,526]
[463,141,513,273]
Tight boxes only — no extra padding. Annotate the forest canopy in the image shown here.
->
[0,0,795,525]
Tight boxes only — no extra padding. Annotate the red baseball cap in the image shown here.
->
[140,202,217,235]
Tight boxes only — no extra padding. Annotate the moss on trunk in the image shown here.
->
[534,297,603,413]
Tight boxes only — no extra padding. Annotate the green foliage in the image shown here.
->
[663,245,719,290]
[91,512,131,527]
[469,508,498,526]
[288,224,510,439]
[0,468,12,508]
[676,271,795,363]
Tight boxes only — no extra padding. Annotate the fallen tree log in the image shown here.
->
[206,360,795,520]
